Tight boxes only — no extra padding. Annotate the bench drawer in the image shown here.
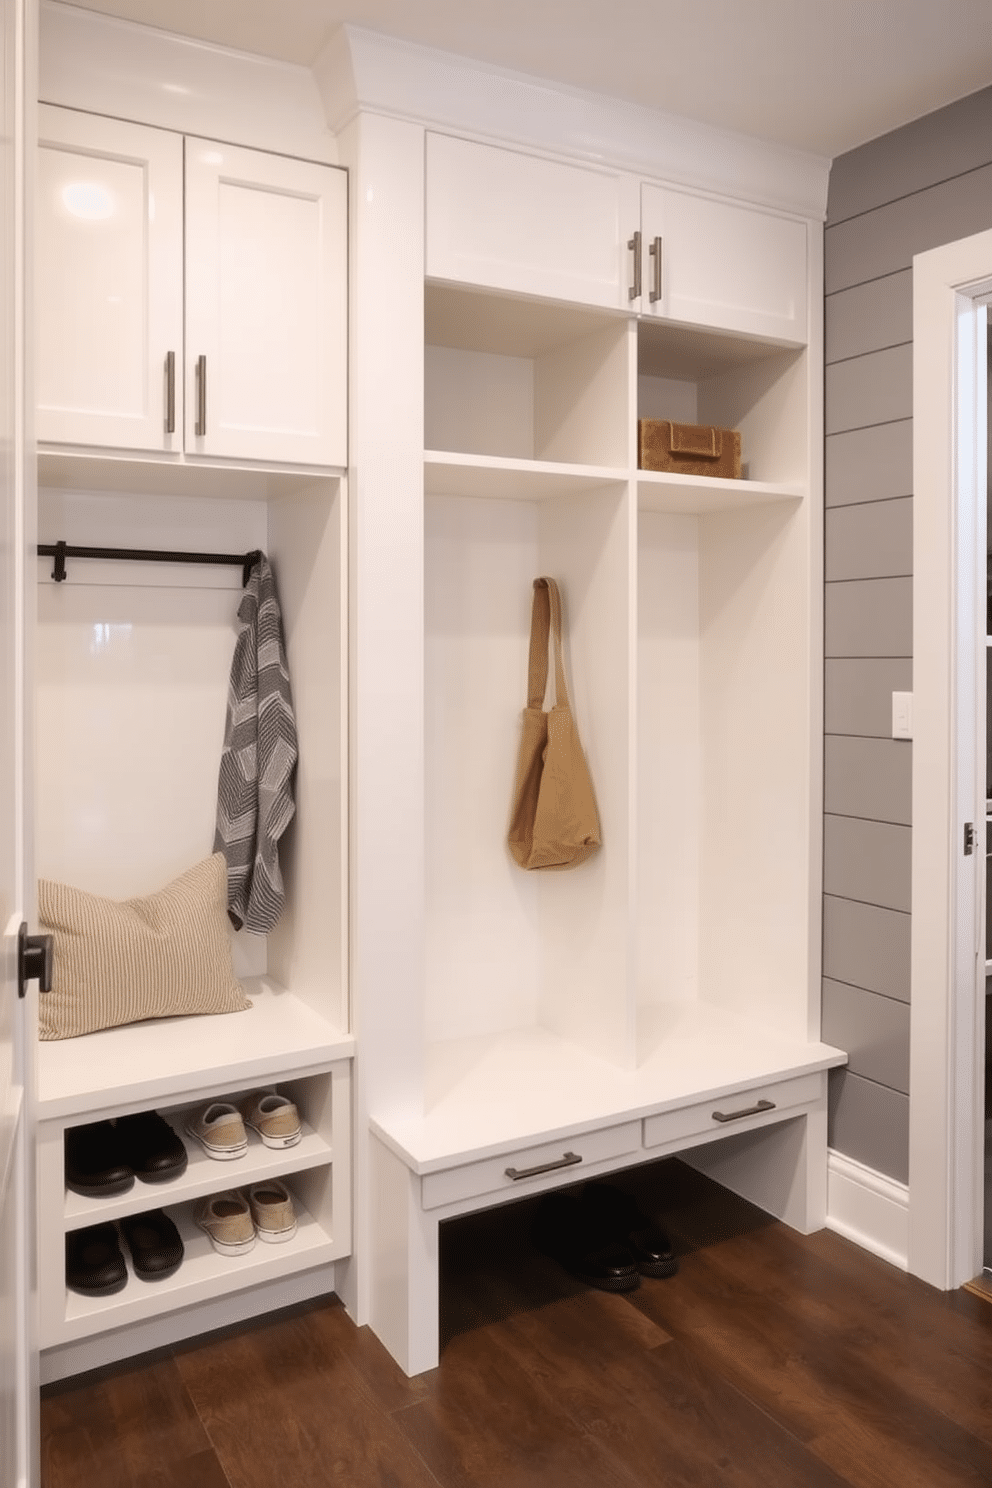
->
[420,1120,642,1210]
[643,1071,824,1152]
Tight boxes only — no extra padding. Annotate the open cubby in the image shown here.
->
[637,319,807,509]
[425,281,630,471]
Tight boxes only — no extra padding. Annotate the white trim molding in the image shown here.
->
[314,24,830,222]
[826,1150,909,1272]
[911,229,992,1290]
[39,1,337,163]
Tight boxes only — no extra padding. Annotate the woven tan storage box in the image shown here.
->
[638,419,742,479]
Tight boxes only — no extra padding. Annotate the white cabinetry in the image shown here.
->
[424,132,807,345]
[639,182,808,342]
[37,106,347,467]
[36,107,183,453]
[184,137,347,465]
[32,468,352,1383]
[351,109,841,1378]
[33,23,352,1382]
[425,132,631,310]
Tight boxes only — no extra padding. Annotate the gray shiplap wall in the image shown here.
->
[823,85,992,1184]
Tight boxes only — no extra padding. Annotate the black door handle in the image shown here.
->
[17,923,53,997]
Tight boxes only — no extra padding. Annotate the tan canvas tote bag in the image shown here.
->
[507,577,602,871]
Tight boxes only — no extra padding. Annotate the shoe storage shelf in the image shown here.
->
[345,70,843,1376]
[37,1050,352,1357]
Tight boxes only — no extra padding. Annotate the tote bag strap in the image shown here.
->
[526,577,570,711]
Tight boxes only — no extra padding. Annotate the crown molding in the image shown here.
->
[315,24,830,221]
[39,1,337,162]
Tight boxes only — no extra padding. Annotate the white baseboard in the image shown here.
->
[825,1148,909,1270]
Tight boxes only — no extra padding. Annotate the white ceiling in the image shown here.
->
[60,0,992,158]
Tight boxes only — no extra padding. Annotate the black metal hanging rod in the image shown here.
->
[38,541,262,587]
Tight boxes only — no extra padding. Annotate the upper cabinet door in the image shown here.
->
[184,139,347,467]
[639,184,807,343]
[426,133,632,310]
[36,106,184,451]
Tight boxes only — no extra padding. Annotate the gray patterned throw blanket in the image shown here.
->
[214,551,298,933]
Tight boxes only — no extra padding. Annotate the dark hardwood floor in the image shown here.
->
[40,1158,992,1488]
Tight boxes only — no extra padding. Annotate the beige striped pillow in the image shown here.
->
[38,853,251,1040]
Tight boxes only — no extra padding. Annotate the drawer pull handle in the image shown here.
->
[628,230,641,301]
[505,1151,582,1181]
[195,354,207,437]
[165,350,175,434]
[649,235,663,303]
[711,1099,776,1124]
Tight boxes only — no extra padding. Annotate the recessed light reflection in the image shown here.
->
[62,182,114,220]
[90,621,132,655]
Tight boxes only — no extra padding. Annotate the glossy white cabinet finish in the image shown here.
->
[185,138,347,466]
[36,106,184,452]
[425,132,631,310]
[37,109,347,468]
[424,132,807,343]
[639,182,808,342]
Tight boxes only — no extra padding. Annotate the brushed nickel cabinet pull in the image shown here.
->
[628,230,642,301]
[711,1098,776,1124]
[195,354,207,437]
[649,236,663,303]
[505,1151,582,1181]
[165,350,175,434]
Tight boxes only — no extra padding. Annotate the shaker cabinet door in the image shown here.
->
[426,132,631,310]
[36,106,184,451]
[184,138,347,466]
[639,183,807,343]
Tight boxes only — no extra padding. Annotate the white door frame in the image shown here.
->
[910,229,992,1289]
[1,1,37,1483]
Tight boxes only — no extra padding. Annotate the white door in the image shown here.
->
[184,137,347,466]
[425,132,633,310]
[1,0,34,1481]
[35,105,184,453]
[639,182,807,343]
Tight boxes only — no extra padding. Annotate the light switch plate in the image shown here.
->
[892,691,913,740]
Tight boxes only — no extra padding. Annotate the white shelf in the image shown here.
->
[637,470,804,515]
[38,449,343,500]
[58,1194,340,1342]
[424,449,627,500]
[372,1002,845,1174]
[63,1113,333,1229]
[36,979,354,1120]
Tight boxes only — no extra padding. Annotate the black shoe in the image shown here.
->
[65,1121,134,1199]
[65,1223,128,1296]
[581,1183,678,1279]
[532,1191,640,1293]
[119,1209,184,1281]
[116,1110,188,1184]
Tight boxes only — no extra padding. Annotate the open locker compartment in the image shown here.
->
[423,477,633,1132]
[33,462,350,1111]
[636,493,818,1076]
[31,459,353,1371]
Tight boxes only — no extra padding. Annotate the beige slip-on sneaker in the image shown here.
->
[245,1180,297,1243]
[185,1102,248,1160]
[239,1091,302,1150]
[195,1192,256,1255]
